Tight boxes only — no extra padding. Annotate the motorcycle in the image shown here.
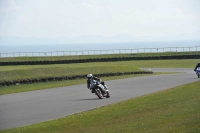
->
[90,79,110,99]
[196,67,200,78]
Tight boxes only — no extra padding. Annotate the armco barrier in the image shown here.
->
[0,71,153,87]
[1,54,200,66]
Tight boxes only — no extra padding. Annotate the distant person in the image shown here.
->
[194,62,200,71]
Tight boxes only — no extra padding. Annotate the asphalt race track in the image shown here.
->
[0,68,198,130]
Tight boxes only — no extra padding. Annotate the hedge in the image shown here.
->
[0,55,200,66]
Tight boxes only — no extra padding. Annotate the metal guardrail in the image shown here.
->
[0,46,200,58]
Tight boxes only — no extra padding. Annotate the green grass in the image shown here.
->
[0,64,140,82]
[0,51,200,62]
[1,80,199,133]
[0,59,198,82]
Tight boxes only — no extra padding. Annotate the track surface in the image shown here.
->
[0,68,198,130]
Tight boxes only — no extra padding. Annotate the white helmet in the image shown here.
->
[87,74,93,79]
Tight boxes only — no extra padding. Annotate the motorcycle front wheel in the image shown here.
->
[94,89,103,99]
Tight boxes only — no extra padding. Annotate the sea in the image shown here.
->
[0,40,200,57]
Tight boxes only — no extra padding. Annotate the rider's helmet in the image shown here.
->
[87,74,93,79]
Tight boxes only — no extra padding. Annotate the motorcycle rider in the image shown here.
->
[87,74,108,96]
[194,62,200,72]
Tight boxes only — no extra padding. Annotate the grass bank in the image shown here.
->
[1,80,199,133]
[0,59,198,82]
[0,64,140,82]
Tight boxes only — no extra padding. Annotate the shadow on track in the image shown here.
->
[73,98,103,101]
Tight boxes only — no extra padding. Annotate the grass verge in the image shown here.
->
[1,80,199,133]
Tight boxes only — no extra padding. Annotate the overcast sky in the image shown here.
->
[0,0,200,43]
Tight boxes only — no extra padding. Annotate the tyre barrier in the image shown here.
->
[0,55,200,66]
[0,71,153,87]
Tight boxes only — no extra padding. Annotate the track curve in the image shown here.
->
[0,68,198,130]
